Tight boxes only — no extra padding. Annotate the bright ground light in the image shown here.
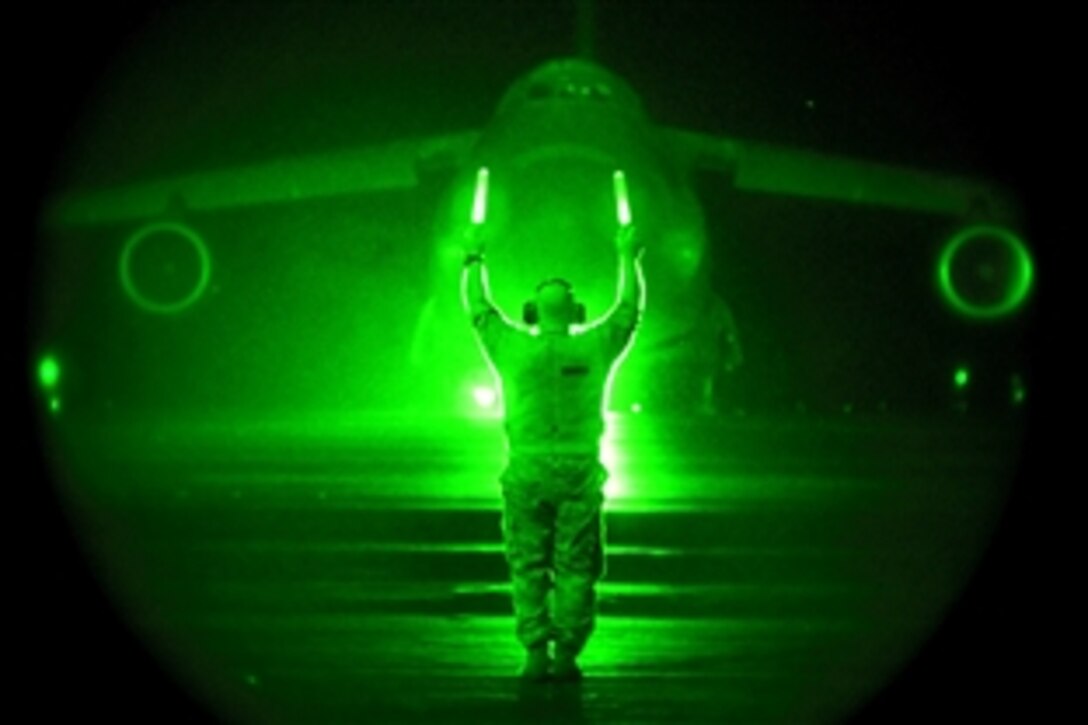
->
[38,355,61,389]
[472,385,498,408]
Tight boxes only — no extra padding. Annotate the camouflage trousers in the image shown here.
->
[499,453,608,656]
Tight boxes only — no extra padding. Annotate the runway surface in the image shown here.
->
[37,411,1030,723]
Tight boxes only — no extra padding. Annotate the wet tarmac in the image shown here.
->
[32,412,1038,723]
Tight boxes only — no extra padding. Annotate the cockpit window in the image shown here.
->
[527,80,612,102]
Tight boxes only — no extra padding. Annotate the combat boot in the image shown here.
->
[519,644,551,681]
[551,645,583,682]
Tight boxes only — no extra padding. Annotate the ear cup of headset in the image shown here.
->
[523,301,538,325]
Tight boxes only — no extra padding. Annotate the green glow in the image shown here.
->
[471,167,489,225]
[471,385,497,408]
[1011,375,1026,405]
[954,367,970,389]
[455,581,705,598]
[119,222,212,315]
[31,11,1032,719]
[600,425,623,500]
[38,355,60,389]
[937,225,1033,319]
[671,131,1019,217]
[43,132,481,227]
[613,169,631,226]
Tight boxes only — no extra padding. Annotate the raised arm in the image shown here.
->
[599,225,646,353]
[460,225,495,325]
[614,225,646,319]
[459,225,516,359]
[616,226,646,311]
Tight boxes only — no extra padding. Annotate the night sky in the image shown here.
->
[42,1,1040,188]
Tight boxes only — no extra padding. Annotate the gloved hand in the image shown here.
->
[615,224,644,258]
[462,224,487,257]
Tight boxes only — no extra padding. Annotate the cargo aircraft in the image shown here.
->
[41,51,1028,416]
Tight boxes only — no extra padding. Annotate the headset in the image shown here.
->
[523,278,586,325]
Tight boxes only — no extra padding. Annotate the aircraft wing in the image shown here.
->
[41,130,481,229]
[42,124,1021,229]
[662,128,1021,222]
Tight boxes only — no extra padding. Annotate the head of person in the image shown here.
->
[524,278,586,332]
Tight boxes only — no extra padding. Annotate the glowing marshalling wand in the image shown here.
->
[613,169,632,227]
[471,167,490,225]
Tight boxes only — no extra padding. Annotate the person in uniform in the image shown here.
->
[461,223,645,681]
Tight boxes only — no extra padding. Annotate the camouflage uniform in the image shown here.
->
[473,302,638,656]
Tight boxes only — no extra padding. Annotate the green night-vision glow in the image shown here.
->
[38,355,60,389]
[471,167,489,225]
[120,222,213,315]
[1011,375,1026,405]
[613,169,631,226]
[954,366,970,389]
[29,8,1034,725]
[937,225,1033,319]
[37,355,62,415]
[472,385,497,408]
